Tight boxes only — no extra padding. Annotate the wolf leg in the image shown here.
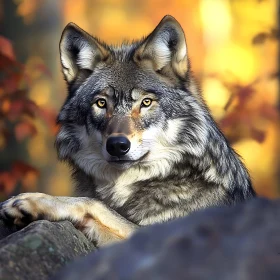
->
[0,193,138,246]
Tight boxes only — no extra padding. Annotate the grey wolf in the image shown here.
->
[0,15,256,247]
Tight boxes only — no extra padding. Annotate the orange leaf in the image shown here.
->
[0,99,10,114]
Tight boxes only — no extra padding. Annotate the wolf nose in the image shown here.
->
[106,136,131,157]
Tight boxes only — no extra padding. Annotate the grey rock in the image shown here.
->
[53,198,280,280]
[0,220,17,240]
[0,220,95,280]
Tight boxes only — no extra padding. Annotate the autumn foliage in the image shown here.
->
[216,76,278,144]
[0,36,57,199]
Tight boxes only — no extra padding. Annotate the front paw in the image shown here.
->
[0,193,51,226]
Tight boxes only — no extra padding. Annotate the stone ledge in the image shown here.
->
[0,220,95,280]
[1,198,280,280]
[53,198,280,280]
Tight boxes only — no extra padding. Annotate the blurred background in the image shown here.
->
[0,0,279,200]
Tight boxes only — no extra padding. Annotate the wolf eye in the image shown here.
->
[96,99,106,108]
[141,98,152,108]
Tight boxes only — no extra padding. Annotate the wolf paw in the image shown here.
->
[0,193,52,226]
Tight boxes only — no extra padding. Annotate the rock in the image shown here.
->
[53,198,280,280]
[0,220,17,240]
[0,220,95,280]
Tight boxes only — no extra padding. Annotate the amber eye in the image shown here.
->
[96,99,106,108]
[141,98,152,108]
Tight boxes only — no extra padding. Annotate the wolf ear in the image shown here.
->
[59,23,109,83]
[134,15,188,78]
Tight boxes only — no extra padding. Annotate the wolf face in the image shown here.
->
[56,16,207,181]
[56,15,255,216]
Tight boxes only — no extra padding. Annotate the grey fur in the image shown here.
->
[56,15,256,227]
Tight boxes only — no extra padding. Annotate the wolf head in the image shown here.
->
[56,15,213,184]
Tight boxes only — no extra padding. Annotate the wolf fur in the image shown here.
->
[0,15,255,247]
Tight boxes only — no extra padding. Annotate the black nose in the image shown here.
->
[106,136,131,157]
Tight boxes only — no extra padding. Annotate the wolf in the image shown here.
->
[0,15,256,247]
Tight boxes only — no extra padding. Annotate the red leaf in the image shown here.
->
[0,162,39,196]
[259,103,279,121]
[11,161,39,178]
[38,107,58,134]
[0,172,17,195]
[0,54,24,94]
[250,128,266,143]
[24,99,39,117]
[0,36,16,61]
[235,85,255,103]
[7,100,26,120]
[7,99,39,121]
[14,121,37,141]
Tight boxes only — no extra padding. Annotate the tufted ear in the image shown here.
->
[134,15,188,79]
[59,23,109,83]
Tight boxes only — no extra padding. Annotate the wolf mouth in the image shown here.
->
[108,152,149,168]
